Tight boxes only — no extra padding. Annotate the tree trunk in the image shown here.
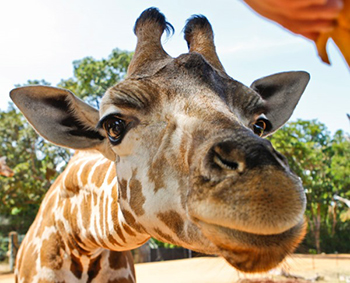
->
[332,203,337,236]
[314,203,321,254]
[8,231,19,272]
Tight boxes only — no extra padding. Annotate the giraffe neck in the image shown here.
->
[15,151,142,282]
[56,151,150,255]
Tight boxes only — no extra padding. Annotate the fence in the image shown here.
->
[0,232,25,271]
[2,234,205,270]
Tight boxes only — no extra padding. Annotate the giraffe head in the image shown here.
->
[10,8,309,273]
[0,156,14,177]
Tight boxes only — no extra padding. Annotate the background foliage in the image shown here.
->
[1,48,349,255]
[268,120,350,253]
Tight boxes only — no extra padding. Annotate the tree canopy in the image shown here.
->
[269,120,350,253]
[58,49,132,108]
[0,103,70,233]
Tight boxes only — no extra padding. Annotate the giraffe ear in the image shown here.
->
[250,71,310,136]
[10,86,116,161]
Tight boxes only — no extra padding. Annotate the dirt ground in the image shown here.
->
[0,254,349,283]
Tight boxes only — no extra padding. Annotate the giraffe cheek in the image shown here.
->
[112,130,142,157]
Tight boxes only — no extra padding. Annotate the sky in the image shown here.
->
[1,0,349,134]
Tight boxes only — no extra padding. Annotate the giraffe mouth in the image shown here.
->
[188,166,306,272]
[188,167,306,235]
[196,219,306,273]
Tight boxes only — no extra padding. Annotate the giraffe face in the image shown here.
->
[98,48,307,271]
[10,8,309,274]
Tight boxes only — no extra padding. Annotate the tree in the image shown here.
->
[58,48,133,108]
[269,120,350,253]
[0,103,71,234]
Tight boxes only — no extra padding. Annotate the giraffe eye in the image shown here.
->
[102,116,126,145]
[253,118,269,137]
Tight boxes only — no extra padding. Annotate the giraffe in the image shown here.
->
[0,156,14,177]
[10,8,310,283]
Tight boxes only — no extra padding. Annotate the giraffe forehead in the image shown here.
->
[154,52,241,100]
[101,54,261,120]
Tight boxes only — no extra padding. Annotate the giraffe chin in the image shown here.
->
[196,219,306,273]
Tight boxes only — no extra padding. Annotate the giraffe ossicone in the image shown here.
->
[10,7,309,282]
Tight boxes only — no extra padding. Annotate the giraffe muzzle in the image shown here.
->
[186,134,306,272]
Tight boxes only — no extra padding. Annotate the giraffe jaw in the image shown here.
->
[195,219,306,273]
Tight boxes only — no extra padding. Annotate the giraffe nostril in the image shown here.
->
[211,143,245,173]
[213,152,239,170]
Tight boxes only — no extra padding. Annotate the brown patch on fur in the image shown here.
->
[64,203,78,236]
[119,179,128,200]
[60,202,91,255]
[99,191,105,233]
[147,121,178,193]
[177,133,191,174]
[40,232,64,270]
[72,234,90,256]
[56,219,86,255]
[122,222,137,237]
[110,184,119,224]
[87,254,102,283]
[148,154,166,193]
[80,194,104,250]
[115,226,126,243]
[157,210,185,239]
[93,191,98,207]
[16,233,38,280]
[35,199,56,238]
[179,178,188,210]
[94,220,108,248]
[109,186,127,243]
[80,160,96,186]
[107,163,117,185]
[86,234,99,247]
[108,251,135,283]
[104,192,110,233]
[129,176,145,216]
[122,209,145,233]
[108,251,128,270]
[91,161,111,187]
[108,234,122,247]
[70,253,83,279]
[81,193,92,230]
[64,164,81,193]
[154,227,178,245]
